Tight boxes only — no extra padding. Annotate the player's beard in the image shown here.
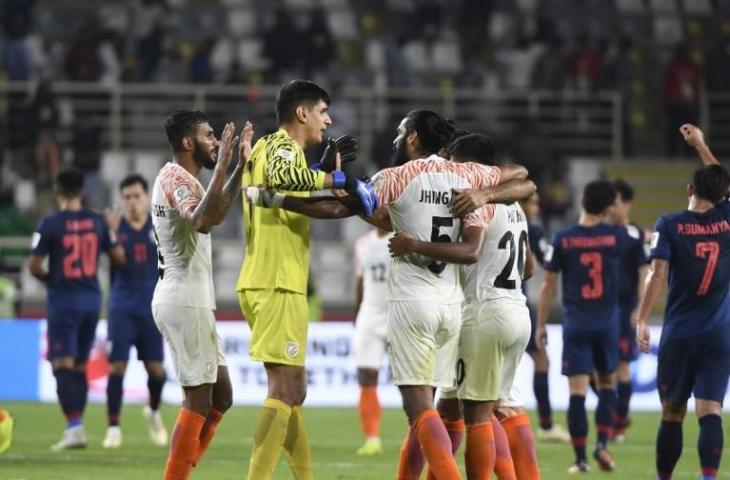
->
[391,136,409,167]
[193,142,216,170]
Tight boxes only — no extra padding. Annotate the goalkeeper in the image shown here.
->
[237,79,371,480]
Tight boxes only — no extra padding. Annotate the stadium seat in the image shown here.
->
[327,10,358,40]
[227,8,259,37]
[101,152,132,188]
[616,0,646,14]
[653,16,683,45]
[649,0,678,13]
[433,39,462,73]
[489,12,516,42]
[516,0,538,14]
[285,0,316,9]
[319,0,348,8]
[402,40,429,72]
[365,39,386,70]
[237,39,268,70]
[13,180,35,213]
[682,0,712,16]
[211,38,235,78]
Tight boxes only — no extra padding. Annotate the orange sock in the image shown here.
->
[359,386,381,438]
[426,418,466,480]
[397,427,425,480]
[193,408,223,466]
[164,408,206,480]
[493,419,517,480]
[465,422,495,480]
[414,409,462,480]
[501,413,540,480]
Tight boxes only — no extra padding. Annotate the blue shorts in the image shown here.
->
[618,302,638,363]
[561,323,619,376]
[46,307,100,361]
[657,325,730,405]
[108,308,164,363]
[525,303,538,354]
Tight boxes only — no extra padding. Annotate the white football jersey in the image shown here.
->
[462,202,529,305]
[150,162,216,309]
[354,230,392,317]
[371,155,501,303]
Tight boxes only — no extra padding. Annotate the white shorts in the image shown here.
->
[499,378,524,408]
[152,305,226,387]
[457,302,530,402]
[387,300,461,388]
[354,309,388,370]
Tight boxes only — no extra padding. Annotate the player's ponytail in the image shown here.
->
[404,109,457,156]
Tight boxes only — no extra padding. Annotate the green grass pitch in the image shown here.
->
[0,402,722,479]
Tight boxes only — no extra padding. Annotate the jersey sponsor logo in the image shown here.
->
[275,148,294,161]
[650,231,660,249]
[418,189,451,205]
[31,232,41,249]
[286,341,299,359]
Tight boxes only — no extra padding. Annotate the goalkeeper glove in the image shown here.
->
[311,135,358,172]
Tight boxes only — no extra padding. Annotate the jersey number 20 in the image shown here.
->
[495,230,528,289]
[62,233,98,279]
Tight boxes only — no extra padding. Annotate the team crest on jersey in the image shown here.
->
[286,342,299,359]
[650,232,660,249]
[275,148,294,161]
[174,185,190,204]
[30,232,41,249]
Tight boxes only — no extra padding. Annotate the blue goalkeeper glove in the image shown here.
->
[351,178,379,217]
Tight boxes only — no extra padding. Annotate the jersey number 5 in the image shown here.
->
[62,233,98,279]
[427,216,453,274]
[696,241,719,296]
[580,252,603,299]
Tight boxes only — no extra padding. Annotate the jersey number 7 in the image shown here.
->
[696,241,719,296]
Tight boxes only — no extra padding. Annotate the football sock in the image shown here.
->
[73,370,88,414]
[148,373,166,411]
[533,371,553,430]
[414,409,461,479]
[106,373,124,426]
[615,382,632,432]
[656,420,682,479]
[358,386,381,439]
[425,418,465,479]
[163,408,205,480]
[397,427,425,480]
[465,421,495,480]
[502,413,541,480]
[282,406,313,480]
[567,395,588,463]
[596,389,616,448]
[194,408,223,466]
[247,398,291,480]
[698,414,723,480]
[492,419,517,480]
[53,368,82,428]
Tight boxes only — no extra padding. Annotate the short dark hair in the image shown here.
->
[447,133,495,165]
[582,180,617,214]
[275,80,331,124]
[403,109,456,155]
[692,164,730,204]
[56,168,85,198]
[613,179,634,202]
[119,173,148,193]
[164,110,209,152]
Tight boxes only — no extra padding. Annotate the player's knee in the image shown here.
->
[436,397,461,421]
[110,362,127,376]
[696,399,722,418]
[662,401,687,421]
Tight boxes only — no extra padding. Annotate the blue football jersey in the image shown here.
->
[650,201,730,338]
[617,223,648,308]
[528,222,546,266]
[109,215,158,312]
[544,223,642,331]
[31,209,114,310]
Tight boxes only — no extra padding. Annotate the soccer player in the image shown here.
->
[102,173,168,449]
[252,113,533,479]
[388,133,539,479]
[353,227,392,456]
[28,167,125,450]
[636,123,730,480]
[237,80,367,480]
[521,192,570,442]
[607,179,648,442]
[152,111,253,480]
[536,180,646,474]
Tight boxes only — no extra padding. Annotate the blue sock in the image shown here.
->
[568,394,588,463]
[698,414,723,480]
[595,388,616,447]
[106,373,124,427]
[72,371,88,414]
[615,382,632,428]
[53,368,82,428]
[656,420,682,479]
[533,371,553,429]
[147,373,166,411]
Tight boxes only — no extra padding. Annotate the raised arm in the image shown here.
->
[635,259,668,353]
[451,179,537,217]
[388,224,485,264]
[536,270,558,350]
[213,121,254,225]
[680,123,720,166]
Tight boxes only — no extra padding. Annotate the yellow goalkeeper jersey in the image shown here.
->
[236,129,326,294]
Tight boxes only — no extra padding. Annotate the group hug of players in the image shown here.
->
[26,78,730,480]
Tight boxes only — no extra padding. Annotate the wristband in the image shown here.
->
[272,192,285,208]
[332,170,346,189]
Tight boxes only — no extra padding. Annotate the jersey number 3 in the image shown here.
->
[580,252,603,299]
[696,241,719,296]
